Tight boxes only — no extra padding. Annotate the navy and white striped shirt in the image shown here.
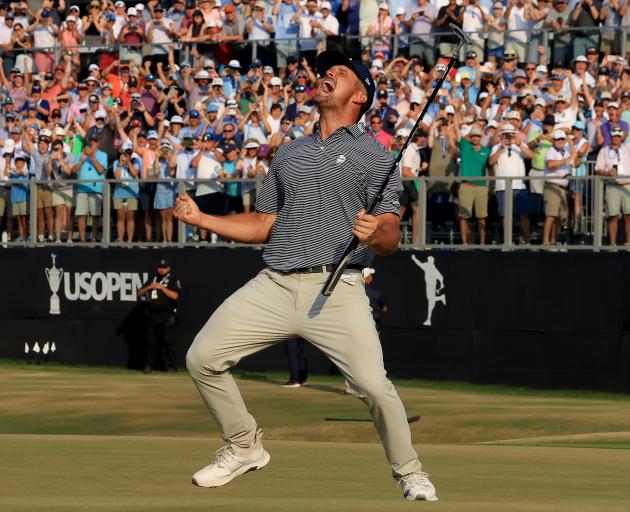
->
[256,123,402,272]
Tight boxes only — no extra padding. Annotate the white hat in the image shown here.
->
[135,3,144,10]
[444,105,455,114]
[552,129,567,140]
[573,55,588,63]
[127,7,137,15]
[479,61,496,73]
[69,4,80,11]
[601,91,613,100]
[39,128,52,138]
[487,120,498,129]
[555,94,568,103]
[102,82,113,89]
[506,110,520,120]
[370,59,383,69]
[210,77,224,87]
[114,1,125,7]
[228,59,241,68]
[122,140,133,152]
[203,57,215,68]
[396,7,405,15]
[262,65,274,74]
[54,126,65,136]
[95,109,107,119]
[478,92,489,100]
[378,1,389,9]
[609,101,620,109]
[66,15,78,22]
[195,70,210,80]
[244,140,260,149]
[410,95,423,104]
[535,98,546,107]
[500,124,516,134]
[270,76,282,86]
[88,63,100,71]
[611,125,625,135]
[396,128,410,138]
[536,64,548,74]
[226,98,238,107]
[321,1,332,9]
[170,115,184,124]
[362,267,376,278]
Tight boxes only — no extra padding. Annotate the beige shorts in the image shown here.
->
[75,192,102,216]
[113,197,139,211]
[12,201,27,216]
[458,183,488,219]
[0,187,8,215]
[242,189,256,207]
[37,186,53,208]
[52,187,74,207]
[543,184,568,220]
[605,183,630,217]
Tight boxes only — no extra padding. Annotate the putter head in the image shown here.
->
[449,23,472,46]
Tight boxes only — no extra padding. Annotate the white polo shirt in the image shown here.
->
[401,142,421,177]
[595,143,630,185]
[544,145,572,188]
[554,105,578,130]
[195,151,223,196]
[490,143,527,191]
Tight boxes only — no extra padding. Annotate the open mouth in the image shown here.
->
[319,77,335,95]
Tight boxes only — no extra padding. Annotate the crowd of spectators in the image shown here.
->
[0,0,630,246]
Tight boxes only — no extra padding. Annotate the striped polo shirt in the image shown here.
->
[256,123,403,272]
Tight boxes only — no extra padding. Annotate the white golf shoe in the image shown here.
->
[399,471,439,501]
[192,429,270,488]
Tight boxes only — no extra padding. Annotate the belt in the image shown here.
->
[279,264,364,274]
[545,182,567,190]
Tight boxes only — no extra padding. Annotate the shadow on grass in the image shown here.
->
[234,370,346,396]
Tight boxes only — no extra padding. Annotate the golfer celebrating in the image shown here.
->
[175,50,437,502]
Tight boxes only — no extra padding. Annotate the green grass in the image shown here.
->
[1,362,630,511]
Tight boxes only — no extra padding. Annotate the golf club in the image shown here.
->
[322,24,471,297]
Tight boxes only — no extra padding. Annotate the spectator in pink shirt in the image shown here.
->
[368,113,393,148]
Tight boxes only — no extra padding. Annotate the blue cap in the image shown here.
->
[146,74,157,81]
[206,103,218,112]
[250,58,262,69]
[147,130,159,139]
[27,103,37,110]
[315,50,376,117]
[41,9,51,17]
[189,109,200,119]
[180,127,194,139]
[105,12,116,21]
[573,120,585,130]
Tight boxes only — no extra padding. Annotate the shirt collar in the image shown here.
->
[313,122,366,140]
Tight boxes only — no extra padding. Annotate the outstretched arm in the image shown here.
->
[174,192,276,243]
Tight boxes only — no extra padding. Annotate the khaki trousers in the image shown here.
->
[186,268,422,478]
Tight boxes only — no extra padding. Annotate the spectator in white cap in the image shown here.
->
[8,151,30,242]
[32,8,59,74]
[152,139,178,243]
[366,3,392,60]
[407,0,436,67]
[246,0,274,66]
[488,123,534,244]
[542,129,575,246]
[240,139,264,213]
[595,124,630,245]
[572,55,595,90]
[485,3,506,63]
[113,1,129,38]
[297,0,322,67]
[59,14,83,69]
[47,137,76,243]
[239,102,271,145]
[118,7,145,65]
[598,101,630,147]
[146,3,177,72]
[553,71,579,130]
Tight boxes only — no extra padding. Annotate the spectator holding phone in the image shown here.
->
[595,125,630,245]
[47,139,76,243]
[7,151,30,242]
[113,141,141,243]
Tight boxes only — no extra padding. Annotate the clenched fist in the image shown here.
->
[174,193,201,226]
[353,208,379,245]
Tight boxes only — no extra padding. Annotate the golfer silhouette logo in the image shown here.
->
[411,255,446,326]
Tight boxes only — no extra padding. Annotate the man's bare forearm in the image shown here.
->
[193,211,276,244]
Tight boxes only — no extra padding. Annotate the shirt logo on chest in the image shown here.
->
[336,154,346,166]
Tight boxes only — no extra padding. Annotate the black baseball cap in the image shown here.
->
[543,115,556,126]
[376,89,388,98]
[315,50,376,116]
[157,258,170,268]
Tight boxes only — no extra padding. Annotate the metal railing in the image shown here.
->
[0,170,627,251]
[1,22,629,71]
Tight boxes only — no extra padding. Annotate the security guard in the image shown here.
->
[138,259,181,374]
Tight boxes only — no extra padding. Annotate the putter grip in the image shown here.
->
[321,238,359,296]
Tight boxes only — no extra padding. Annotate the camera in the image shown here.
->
[131,100,141,110]
[144,84,152,91]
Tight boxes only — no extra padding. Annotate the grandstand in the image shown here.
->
[0,0,629,250]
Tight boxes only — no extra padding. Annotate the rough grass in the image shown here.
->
[1,362,630,511]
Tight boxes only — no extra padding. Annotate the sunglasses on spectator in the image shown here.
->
[224,128,234,132]
[39,137,51,143]
[371,120,382,124]
[283,120,291,125]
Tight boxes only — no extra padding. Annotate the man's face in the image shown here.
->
[157,265,170,276]
[612,133,623,145]
[555,99,567,111]
[575,62,587,73]
[313,65,365,116]
[306,0,317,13]
[370,117,382,131]
[223,124,235,138]
[149,138,158,149]
[552,137,565,149]
[555,0,567,11]
[608,106,619,121]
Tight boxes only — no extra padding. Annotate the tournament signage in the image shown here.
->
[0,248,629,391]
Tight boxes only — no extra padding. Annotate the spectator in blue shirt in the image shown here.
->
[112,141,141,243]
[273,0,300,69]
[72,135,108,243]
[8,151,30,242]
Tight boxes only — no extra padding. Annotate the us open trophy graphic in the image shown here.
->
[45,253,63,315]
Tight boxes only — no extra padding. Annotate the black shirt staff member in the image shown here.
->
[137,259,181,374]
[174,51,437,501]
